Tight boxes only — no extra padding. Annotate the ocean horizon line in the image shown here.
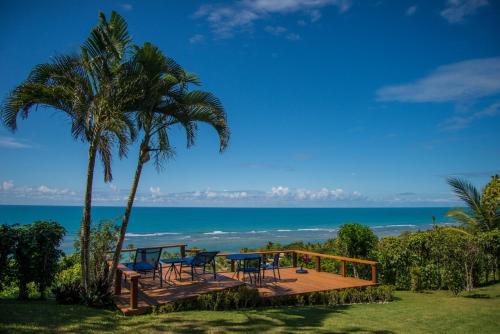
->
[0,204,461,209]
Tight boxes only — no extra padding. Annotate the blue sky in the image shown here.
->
[0,0,499,207]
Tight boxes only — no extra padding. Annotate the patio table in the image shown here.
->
[225,253,262,280]
[160,257,193,284]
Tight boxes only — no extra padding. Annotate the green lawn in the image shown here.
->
[1,284,500,333]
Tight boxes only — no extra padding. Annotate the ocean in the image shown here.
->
[0,205,455,253]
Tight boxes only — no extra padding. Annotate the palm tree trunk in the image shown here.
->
[81,141,98,291]
[108,138,149,285]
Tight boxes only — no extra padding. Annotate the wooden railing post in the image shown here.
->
[292,252,298,267]
[230,260,235,272]
[371,264,377,284]
[114,268,122,295]
[341,260,346,277]
[130,276,139,310]
[315,256,321,272]
[180,245,186,258]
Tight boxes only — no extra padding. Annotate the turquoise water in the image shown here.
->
[0,205,454,253]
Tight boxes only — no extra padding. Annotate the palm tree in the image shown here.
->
[107,43,229,284]
[446,176,500,232]
[1,12,140,290]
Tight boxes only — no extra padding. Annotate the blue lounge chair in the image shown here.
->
[123,247,163,287]
[262,252,281,281]
[238,256,262,286]
[183,251,219,281]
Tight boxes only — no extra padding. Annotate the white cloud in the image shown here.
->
[286,33,301,41]
[2,180,14,191]
[270,186,363,201]
[150,186,161,197]
[120,3,133,11]
[441,0,488,23]
[0,136,31,149]
[37,185,74,195]
[377,57,500,130]
[109,184,118,192]
[271,186,290,196]
[309,9,322,22]
[377,57,500,103]
[263,26,301,40]
[189,34,205,44]
[440,100,500,130]
[265,25,287,36]
[406,5,417,16]
[194,0,352,38]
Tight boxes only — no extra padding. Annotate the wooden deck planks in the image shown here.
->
[113,266,375,315]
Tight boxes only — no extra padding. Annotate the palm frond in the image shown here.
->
[446,209,478,227]
[447,177,482,216]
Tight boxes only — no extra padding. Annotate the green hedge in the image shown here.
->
[376,227,500,294]
[152,285,394,313]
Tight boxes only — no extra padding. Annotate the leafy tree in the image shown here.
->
[30,221,66,298]
[376,236,411,289]
[10,222,65,299]
[337,223,378,277]
[446,176,500,232]
[12,225,35,299]
[1,12,140,291]
[108,43,229,283]
[0,225,16,290]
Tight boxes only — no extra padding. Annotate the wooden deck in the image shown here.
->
[114,266,376,315]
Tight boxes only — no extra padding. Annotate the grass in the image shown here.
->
[1,284,500,333]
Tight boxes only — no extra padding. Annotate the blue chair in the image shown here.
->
[262,252,281,281]
[238,257,262,286]
[183,251,219,281]
[123,247,163,287]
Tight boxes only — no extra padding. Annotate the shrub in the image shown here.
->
[81,267,113,307]
[8,221,65,299]
[334,223,378,279]
[410,267,423,292]
[0,225,16,290]
[12,224,35,299]
[73,221,117,307]
[154,285,394,314]
[30,221,66,298]
[52,281,83,304]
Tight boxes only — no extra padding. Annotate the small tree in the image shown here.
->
[11,222,65,299]
[13,225,35,299]
[30,221,66,299]
[337,223,378,278]
[0,225,16,290]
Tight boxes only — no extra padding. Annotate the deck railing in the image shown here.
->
[112,247,378,311]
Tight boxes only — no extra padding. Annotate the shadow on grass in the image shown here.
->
[0,300,396,334]
[463,293,491,299]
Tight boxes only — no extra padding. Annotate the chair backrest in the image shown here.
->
[272,252,280,266]
[191,251,219,266]
[244,257,262,270]
[134,247,162,268]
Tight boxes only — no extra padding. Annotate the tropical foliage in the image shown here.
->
[108,42,229,284]
[1,12,140,292]
[446,175,500,232]
[0,222,65,299]
[1,10,229,294]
